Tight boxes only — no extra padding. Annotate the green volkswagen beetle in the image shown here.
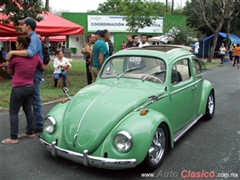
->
[38,45,215,171]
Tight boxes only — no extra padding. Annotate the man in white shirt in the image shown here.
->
[139,34,150,47]
[194,41,199,54]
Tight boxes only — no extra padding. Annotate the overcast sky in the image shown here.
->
[47,0,187,12]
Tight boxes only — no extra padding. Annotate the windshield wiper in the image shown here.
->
[117,67,141,79]
[142,70,166,81]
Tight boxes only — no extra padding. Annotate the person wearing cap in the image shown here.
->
[95,30,101,41]
[5,17,44,133]
[2,35,45,144]
[91,29,110,83]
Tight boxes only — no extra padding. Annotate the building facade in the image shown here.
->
[62,13,186,57]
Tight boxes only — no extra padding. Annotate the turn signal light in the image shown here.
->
[140,109,149,116]
[61,98,67,103]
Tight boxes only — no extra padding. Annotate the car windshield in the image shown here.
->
[100,56,166,83]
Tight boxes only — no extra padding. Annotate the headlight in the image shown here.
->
[43,116,56,134]
[114,131,133,152]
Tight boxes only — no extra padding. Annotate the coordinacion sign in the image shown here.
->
[87,15,163,33]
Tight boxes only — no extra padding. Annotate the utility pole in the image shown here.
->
[166,0,168,12]
[45,0,49,47]
[45,0,49,11]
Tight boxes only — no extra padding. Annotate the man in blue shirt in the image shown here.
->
[91,29,110,83]
[6,17,44,133]
[1,47,8,59]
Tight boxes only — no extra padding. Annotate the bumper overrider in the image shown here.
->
[38,136,137,169]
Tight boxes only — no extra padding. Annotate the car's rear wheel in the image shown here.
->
[203,91,215,120]
[142,124,168,171]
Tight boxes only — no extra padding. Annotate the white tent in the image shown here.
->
[148,35,168,43]
[148,27,180,44]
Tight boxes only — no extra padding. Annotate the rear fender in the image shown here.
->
[92,109,173,165]
[199,80,214,114]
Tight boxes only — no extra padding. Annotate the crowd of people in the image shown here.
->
[121,34,149,49]
[219,43,240,67]
[81,29,111,84]
[1,16,240,144]
[80,31,152,85]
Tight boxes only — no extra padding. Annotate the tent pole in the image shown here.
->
[66,35,69,48]
[83,34,86,45]
[202,42,204,58]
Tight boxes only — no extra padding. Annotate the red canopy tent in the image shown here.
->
[0,36,66,42]
[0,11,84,36]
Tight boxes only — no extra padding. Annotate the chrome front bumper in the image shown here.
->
[38,136,136,169]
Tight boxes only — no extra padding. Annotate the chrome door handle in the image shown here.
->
[192,85,197,90]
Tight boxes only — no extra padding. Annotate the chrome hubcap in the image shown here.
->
[208,94,214,114]
[148,128,165,164]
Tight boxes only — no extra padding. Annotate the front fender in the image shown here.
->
[91,109,173,165]
[42,102,70,149]
[199,80,214,114]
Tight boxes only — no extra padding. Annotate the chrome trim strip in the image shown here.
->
[76,86,113,135]
[171,79,203,95]
[133,94,168,112]
[38,136,136,169]
[173,114,203,143]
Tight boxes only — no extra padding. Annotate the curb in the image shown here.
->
[0,99,63,114]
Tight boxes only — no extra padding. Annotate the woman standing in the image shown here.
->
[219,43,226,64]
[2,35,45,144]
[53,51,72,87]
[229,44,234,64]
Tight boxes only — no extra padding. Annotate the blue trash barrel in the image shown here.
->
[224,53,230,62]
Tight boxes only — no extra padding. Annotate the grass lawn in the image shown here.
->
[0,60,87,109]
[0,60,218,109]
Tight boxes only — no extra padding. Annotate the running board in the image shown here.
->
[173,114,203,143]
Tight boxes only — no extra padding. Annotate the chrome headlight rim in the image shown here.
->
[43,116,56,134]
[114,131,133,153]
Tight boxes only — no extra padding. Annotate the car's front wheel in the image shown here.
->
[203,91,215,120]
[142,124,168,171]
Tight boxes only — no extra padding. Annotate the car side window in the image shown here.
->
[171,59,190,84]
[192,58,206,76]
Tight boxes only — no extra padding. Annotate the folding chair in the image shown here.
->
[50,65,71,87]
[0,63,4,84]
[44,63,53,72]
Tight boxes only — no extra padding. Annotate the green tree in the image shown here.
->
[97,0,121,14]
[183,0,236,62]
[165,26,198,45]
[0,0,45,27]
[97,0,167,33]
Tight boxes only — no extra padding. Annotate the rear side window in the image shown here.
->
[172,59,190,84]
[192,58,206,76]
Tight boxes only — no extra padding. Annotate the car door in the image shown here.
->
[190,56,206,114]
[168,58,197,132]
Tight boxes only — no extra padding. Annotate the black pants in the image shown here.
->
[86,60,92,85]
[9,84,35,139]
[233,56,239,66]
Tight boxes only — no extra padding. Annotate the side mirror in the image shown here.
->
[62,87,69,94]
[62,87,72,99]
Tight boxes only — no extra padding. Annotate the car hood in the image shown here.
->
[62,80,165,153]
